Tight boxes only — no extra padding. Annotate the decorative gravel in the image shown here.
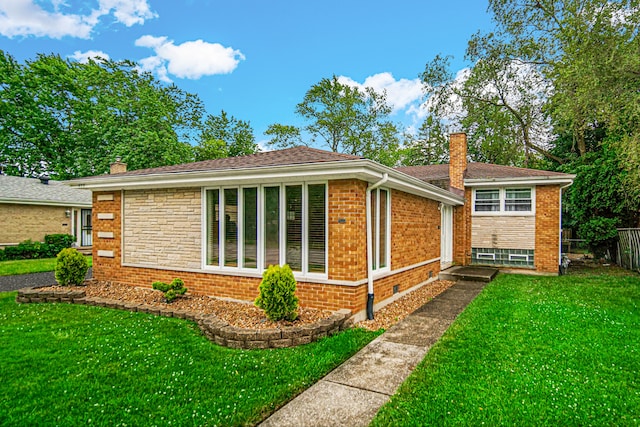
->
[36,279,454,331]
[356,280,455,331]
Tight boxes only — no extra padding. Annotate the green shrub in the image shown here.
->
[152,278,187,303]
[0,234,74,261]
[55,248,89,286]
[578,216,619,259]
[254,264,299,321]
[45,234,74,252]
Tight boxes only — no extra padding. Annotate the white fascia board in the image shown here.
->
[69,161,379,190]
[385,175,464,205]
[67,159,465,204]
[0,199,92,208]
[364,161,464,205]
[464,176,575,187]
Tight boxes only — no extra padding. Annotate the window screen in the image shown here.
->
[475,189,500,212]
[307,184,326,273]
[505,188,532,212]
[263,186,280,268]
[243,187,258,268]
[286,185,302,271]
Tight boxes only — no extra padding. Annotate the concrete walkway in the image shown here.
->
[260,280,486,427]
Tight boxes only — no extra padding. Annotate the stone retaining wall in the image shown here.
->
[16,288,352,350]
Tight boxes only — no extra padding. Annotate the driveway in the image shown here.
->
[0,268,93,292]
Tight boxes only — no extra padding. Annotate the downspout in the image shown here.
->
[366,173,388,320]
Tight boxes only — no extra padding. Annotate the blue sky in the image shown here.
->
[0,1,494,147]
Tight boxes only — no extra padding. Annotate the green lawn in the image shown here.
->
[0,292,379,426]
[0,256,92,276]
[372,270,640,426]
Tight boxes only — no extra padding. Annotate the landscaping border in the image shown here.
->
[15,287,352,349]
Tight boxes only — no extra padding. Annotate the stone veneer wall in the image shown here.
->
[0,203,72,246]
[123,188,201,270]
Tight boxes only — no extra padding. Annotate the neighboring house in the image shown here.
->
[0,175,93,249]
[69,133,574,319]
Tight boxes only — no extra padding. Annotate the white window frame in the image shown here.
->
[476,252,496,261]
[202,182,328,279]
[371,187,391,274]
[472,187,535,216]
[508,253,530,262]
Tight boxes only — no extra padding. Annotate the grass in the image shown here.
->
[0,292,379,426]
[372,269,640,426]
[0,256,92,276]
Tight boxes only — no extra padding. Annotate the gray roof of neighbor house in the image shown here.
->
[0,175,92,207]
[397,163,574,188]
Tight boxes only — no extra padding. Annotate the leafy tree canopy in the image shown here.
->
[194,110,258,161]
[266,75,402,166]
[0,51,204,179]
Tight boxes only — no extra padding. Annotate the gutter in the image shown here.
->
[365,172,388,320]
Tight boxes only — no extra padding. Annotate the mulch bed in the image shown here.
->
[36,279,455,331]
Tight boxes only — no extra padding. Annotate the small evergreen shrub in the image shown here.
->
[55,248,89,286]
[152,278,187,303]
[254,264,299,321]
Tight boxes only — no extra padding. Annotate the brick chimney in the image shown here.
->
[110,157,127,174]
[449,133,467,191]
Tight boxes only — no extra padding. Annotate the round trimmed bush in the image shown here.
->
[55,248,89,286]
[254,264,299,321]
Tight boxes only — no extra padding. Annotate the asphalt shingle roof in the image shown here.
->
[397,162,573,183]
[0,175,92,206]
[96,146,363,178]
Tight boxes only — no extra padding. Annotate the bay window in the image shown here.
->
[205,183,327,275]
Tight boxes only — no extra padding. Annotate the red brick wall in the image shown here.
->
[328,180,367,282]
[391,190,441,269]
[92,183,445,312]
[449,133,467,191]
[373,261,439,304]
[535,185,561,274]
[92,191,122,281]
[453,189,472,265]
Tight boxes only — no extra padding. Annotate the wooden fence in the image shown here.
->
[617,228,640,272]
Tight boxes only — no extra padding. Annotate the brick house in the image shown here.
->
[69,133,573,319]
[0,175,93,249]
[398,133,575,274]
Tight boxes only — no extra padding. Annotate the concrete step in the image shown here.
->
[439,266,498,283]
[76,247,92,256]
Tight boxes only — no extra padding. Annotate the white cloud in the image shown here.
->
[337,72,423,114]
[69,49,110,63]
[0,0,156,39]
[135,35,245,81]
[97,0,156,26]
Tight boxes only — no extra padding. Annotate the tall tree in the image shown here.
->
[421,48,556,167]
[194,110,258,161]
[401,115,450,166]
[266,75,402,166]
[0,51,203,179]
